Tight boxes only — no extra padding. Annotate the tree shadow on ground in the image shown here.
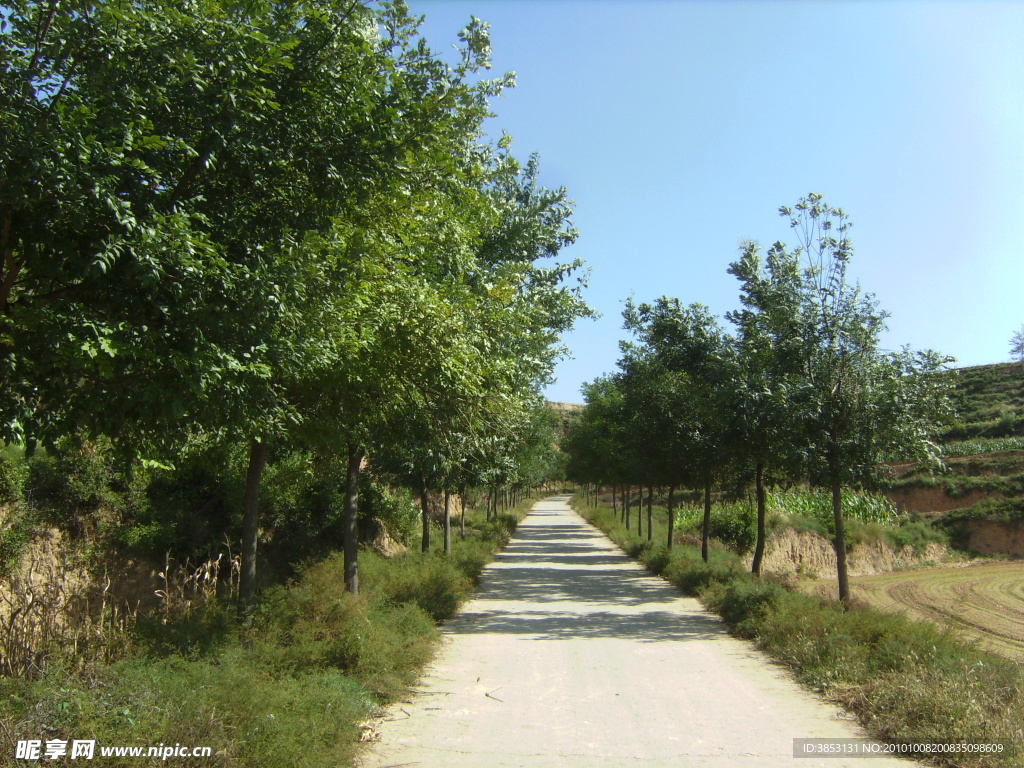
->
[447,502,724,643]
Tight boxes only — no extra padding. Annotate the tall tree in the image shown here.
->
[622,298,731,560]
[726,242,807,575]
[776,194,953,605]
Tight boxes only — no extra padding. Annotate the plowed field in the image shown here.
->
[814,562,1024,661]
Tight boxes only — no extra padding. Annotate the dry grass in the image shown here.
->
[1,543,239,678]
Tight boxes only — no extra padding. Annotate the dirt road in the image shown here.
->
[358,496,918,767]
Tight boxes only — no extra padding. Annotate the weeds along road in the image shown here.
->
[358,496,919,768]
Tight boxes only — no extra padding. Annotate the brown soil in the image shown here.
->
[885,486,988,515]
[964,519,1024,556]
[747,527,949,580]
[814,561,1024,662]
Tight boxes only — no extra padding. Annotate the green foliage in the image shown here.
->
[940,436,1024,456]
[257,556,437,683]
[357,550,472,623]
[705,500,756,551]
[701,578,786,631]
[0,505,36,579]
[886,520,949,554]
[359,481,419,547]
[27,440,122,515]
[0,445,28,503]
[768,488,898,529]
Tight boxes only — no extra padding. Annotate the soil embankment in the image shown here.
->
[746,527,948,581]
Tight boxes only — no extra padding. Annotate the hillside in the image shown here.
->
[882,361,1024,554]
[547,401,584,441]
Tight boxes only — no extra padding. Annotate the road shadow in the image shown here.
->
[447,607,722,642]
[447,500,724,643]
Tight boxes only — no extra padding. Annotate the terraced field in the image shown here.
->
[814,562,1024,661]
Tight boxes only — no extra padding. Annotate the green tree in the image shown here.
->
[1010,325,1024,366]
[726,242,806,574]
[622,298,731,558]
[777,194,954,605]
[0,0,534,607]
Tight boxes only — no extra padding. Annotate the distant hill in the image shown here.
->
[884,361,1024,552]
[940,362,1024,443]
[546,401,583,441]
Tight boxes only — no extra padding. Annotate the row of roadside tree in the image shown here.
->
[1,0,590,604]
[563,194,953,605]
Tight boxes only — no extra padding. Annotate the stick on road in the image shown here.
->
[357,496,918,767]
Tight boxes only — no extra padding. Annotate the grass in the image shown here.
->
[575,494,1023,768]
[0,495,539,767]
[940,363,1024,443]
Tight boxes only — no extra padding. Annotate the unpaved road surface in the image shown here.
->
[358,496,918,767]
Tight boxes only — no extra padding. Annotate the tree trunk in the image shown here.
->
[701,479,712,563]
[420,480,431,553]
[752,461,766,575]
[666,485,676,550]
[624,485,631,531]
[637,486,643,538]
[832,470,850,607]
[239,437,268,613]
[611,485,617,516]
[343,442,364,594]
[459,482,467,540]
[443,490,452,555]
[646,484,653,541]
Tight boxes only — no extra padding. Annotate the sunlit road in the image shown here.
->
[357,496,918,767]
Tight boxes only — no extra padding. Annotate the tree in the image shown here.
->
[2,0,579,609]
[777,194,953,606]
[622,298,732,558]
[1010,325,1024,365]
[726,242,807,574]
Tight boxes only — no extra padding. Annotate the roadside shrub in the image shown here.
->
[701,577,785,632]
[0,446,28,503]
[360,481,419,546]
[887,521,948,553]
[359,550,471,622]
[641,544,670,575]
[706,500,756,551]
[478,512,518,545]
[662,547,745,594]
[622,536,653,560]
[448,536,495,585]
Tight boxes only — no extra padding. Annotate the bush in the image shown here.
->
[358,550,472,622]
[0,506,36,578]
[359,481,419,546]
[0,446,28,503]
[887,521,949,553]
[28,439,123,519]
[700,577,785,631]
[706,500,756,551]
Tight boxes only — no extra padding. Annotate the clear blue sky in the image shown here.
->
[415,0,1024,404]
